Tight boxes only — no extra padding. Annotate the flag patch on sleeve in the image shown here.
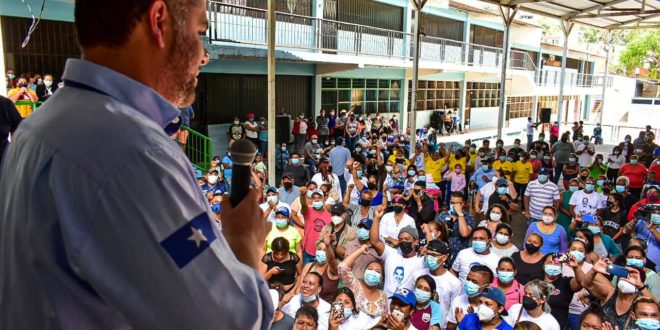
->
[160,213,217,268]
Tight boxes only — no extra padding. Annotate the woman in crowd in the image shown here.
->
[575,228,599,265]
[606,146,626,182]
[540,152,555,182]
[558,178,580,234]
[312,159,342,201]
[286,239,339,304]
[337,244,387,320]
[617,245,660,301]
[493,257,525,310]
[491,223,519,258]
[260,237,302,296]
[411,275,443,330]
[294,305,319,330]
[511,233,545,285]
[577,305,615,330]
[542,252,586,329]
[265,207,302,254]
[563,239,593,330]
[506,280,561,330]
[562,153,581,189]
[327,288,373,329]
[583,216,621,261]
[524,206,568,255]
[478,204,509,235]
[600,193,627,246]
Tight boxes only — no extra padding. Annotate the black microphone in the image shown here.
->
[229,139,257,207]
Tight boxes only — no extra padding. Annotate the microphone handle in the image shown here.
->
[229,164,252,207]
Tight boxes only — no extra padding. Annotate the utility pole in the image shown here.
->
[267,0,276,187]
[557,20,574,124]
[600,31,612,124]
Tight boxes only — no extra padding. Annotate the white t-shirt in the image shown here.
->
[576,144,595,167]
[607,154,626,170]
[380,245,425,297]
[312,172,342,201]
[379,212,416,242]
[347,175,368,206]
[339,312,375,330]
[569,190,605,216]
[446,294,471,325]
[479,182,496,214]
[451,247,500,282]
[505,304,560,330]
[282,294,331,330]
[527,121,535,135]
[414,269,463,329]
[245,120,259,139]
[299,121,308,135]
[259,201,291,224]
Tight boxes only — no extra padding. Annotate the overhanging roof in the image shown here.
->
[477,0,660,30]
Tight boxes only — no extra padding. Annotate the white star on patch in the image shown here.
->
[187,227,208,248]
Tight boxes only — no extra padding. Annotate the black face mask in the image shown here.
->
[399,241,414,255]
[580,175,588,180]
[360,199,373,207]
[367,183,378,191]
[283,182,293,190]
[606,201,614,208]
[393,205,404,213]
[526,244,540,254]
[522,296,538,311]
[413,189,422,196]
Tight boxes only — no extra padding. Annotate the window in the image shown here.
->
[507,96,534,119]
[537,95,578,116]
[321,78,401,114]
[408,80,461,111]
[467,82,500,108]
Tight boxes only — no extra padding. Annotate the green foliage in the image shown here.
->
[578,27,631,46]
[618,30,660,78]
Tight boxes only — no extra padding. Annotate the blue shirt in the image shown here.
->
[222,154,233,181]
[635,220,660,270]
[459,313,513,330]
[179,106,194,126]
[329,146,351,177]
[470,167,495,190]
[0,59,273,329]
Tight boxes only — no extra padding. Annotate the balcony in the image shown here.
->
[534,67,614,88]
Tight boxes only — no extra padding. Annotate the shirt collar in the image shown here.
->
[62,59,180,132]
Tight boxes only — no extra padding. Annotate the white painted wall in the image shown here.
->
[510,25,543,48]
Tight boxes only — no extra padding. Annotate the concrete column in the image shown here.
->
[459,78,467,130]
[496,6,518,140]
[463,18,471,64]
[401,78,410,134]
[312,0,324,53]
[403,3,413,58]
[313,75,322,117]
[557,20,574,124]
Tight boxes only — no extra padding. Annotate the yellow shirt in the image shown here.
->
[468,152,478,170]
[513,161,534,184]
[425,155,446,182]
[494,160,514,181]
[7,88,36,117]
[265,225,302,253]
[448,155,467,173]
[388,150,411,167]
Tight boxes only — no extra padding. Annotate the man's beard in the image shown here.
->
[160,21,200,108]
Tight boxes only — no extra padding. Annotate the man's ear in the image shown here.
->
[148,0,169,49]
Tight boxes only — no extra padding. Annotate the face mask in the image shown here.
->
[393,205,404,214]
[408,170,416,177]
[569,158,576,162]
[522,296,538,311]
[596,180,605,186]
[211,204,221,214]
[481,165,489,171]
[631,159,639,165]
[472,240,488,254]
[507,157,514,162]
[497,187,508,195]
[570,250,585,263]
[543,156,551,161]
[490,212,502,222]
[418,175,426,182]
[499,156,506,161]
[312,201,324,210]
[470,148,476,153]
[498,271,515,283]
[585,184,595,192]
[425,255,440,271]
[652,213,660,225]
[234,120,240,125]
[455,168,462,174]
[479,153,486,157]
[414,288,431,304]
[544,264,562,277]
[530,155,537,159]
[357,228,370,241]
[355,170,363,178]
[587,226,601,235]
[291,158,300,165]
[267,195,279,204]
[355,147,361,152]
[363,269,382,286]
[463,281,481,297]
[331,215,343,225]
[44,80,53,88]
[302,293,318,303]
[627,258,645,268]
[538,174,548,183]
[617,279,637,294]
[399,241,414,255]
[275,219,289,228]
[616,185,626,193]
[476,304,496,322]
[315,250,327,264]
[569,186,579,192]
[385,166,393,173]
[497,143,503,148]
[636,319,660,330]
[526,244,540,254]
[312,139,318,144]
[7,73,15,80]
[495,233,509,244]
[208,175,218,185]
[542,215,554,225]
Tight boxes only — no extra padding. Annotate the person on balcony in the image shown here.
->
[7,77,39,117]
[35,74,58,102]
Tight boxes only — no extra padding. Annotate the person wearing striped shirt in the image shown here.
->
[524,169,560,223]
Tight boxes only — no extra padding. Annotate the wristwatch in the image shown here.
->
[637,283,647,291]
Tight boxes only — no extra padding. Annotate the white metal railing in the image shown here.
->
[534,69,614,88]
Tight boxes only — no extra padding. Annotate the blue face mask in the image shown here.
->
[449,204,456,215]
[363,269,382,286]
[414,288,431,304]
[482,165,489,172]
[588,226,601,235]
[211,204,221,214]
[570,250,585,263]
[652,213,660,225]
[425,255,440,271]
[315,250,327,264]
[275,219,289,228]
[357,228,370,241]
[343,307,353,319]
[312,201,324,210]
[569,186,579,192]
[291,158,300,165]
[627,258,645,268]
[596,180,605,186]
[636,319,660,330]
[497,187,508,195]
[472,240,488,254]
[463,281,481,297]
[616,185,626,193]
[357,171,363,178]
[302,293,318,303]
[631,159,639,165]
[418,176,426,182]
[544,264,562,277]
[408,170,416,177]
[585,184,595,192]
[538,174,548,183]
[497,271,515,283]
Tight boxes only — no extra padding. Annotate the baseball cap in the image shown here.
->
[282,172,294,179]
[275,207,290,217]
[310,189,324,197]
[357,218,373,230]
[647,184,660,192]
[538,168,549,175]
[330,202,347,215]
[247,113,255,118]
[426,240,450,255]
[399,226,419,240]
[480,287,508,315]
[389,288,417,308]
[496,178,508,187]
[266,186,278,194]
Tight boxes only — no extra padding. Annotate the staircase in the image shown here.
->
[175,126,213,173]
[591,100,602,113]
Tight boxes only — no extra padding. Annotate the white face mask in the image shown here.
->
[495,233,509,245]
[542,215,554,224]
[490,212,502,222]
[331,215,343,225]
[207,175,218,185]
[477,304,496,322]
[617,279,637,294]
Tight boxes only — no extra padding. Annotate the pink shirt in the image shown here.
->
[301,207,331,255]
[443,171,466,192]
[492,278,525,310]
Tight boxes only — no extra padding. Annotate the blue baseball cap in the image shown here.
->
[357,218,373,230]
[266,186,278,194]
[496,178,508,187]
[275,207,290,217]
[389,288,416,308]
[480,287,508,315]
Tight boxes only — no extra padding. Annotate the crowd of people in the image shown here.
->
[5,69,62,117]
[200,110,660,330]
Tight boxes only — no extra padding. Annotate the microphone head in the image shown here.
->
[230,139,257,166]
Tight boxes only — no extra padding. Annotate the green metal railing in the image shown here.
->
[177,125,213,173]
[15,101,44,109]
